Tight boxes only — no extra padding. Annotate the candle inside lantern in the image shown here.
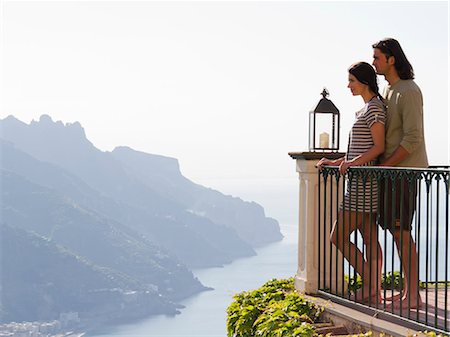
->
[319,132,330,148]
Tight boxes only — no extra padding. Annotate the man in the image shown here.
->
[372,38,428,309]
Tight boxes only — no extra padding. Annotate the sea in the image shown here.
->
[86,223,298,337]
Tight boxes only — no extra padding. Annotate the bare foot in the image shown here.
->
[383,292,402,302]
[385,296,423,310]
[351,289,382,305]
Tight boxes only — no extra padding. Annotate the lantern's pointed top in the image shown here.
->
[311,87,339,113]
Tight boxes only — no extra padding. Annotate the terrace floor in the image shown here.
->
[352,287,449,333]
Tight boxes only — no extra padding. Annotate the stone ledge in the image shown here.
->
[300,293,421,337]
[288,151,345,160]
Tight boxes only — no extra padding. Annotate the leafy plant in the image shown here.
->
[418,281,450,289]
[346,271,450,294]
[416,331,450,337]
[345,274,362,294]
[346,271,405,294]
[226,278,322,337]
[381,271,404,290]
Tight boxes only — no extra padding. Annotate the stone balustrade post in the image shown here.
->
[289,151,346,295]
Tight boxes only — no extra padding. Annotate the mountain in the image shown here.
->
[1,170,205,300]
[0,222,179,326]
[0,115,180,214]
[0,140,254,268]
[111,146,283,246]
[0,115,282,257]
[0,114,283,325]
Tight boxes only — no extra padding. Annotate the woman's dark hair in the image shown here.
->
[372,38,414,80]
[348,62,382,100]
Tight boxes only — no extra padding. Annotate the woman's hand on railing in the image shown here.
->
[316,158,333,171]
[316,157,345,171]
[339,159,354,174]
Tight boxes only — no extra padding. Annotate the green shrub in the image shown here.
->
[345,274,363,294]
[346,271,404,294]
[418,281,450,289]
[226,278,322,337]
[346,271,450,294]
[381,271,404,290]
[419,331,450,337]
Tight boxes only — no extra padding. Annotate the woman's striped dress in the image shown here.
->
[342,97,386,212]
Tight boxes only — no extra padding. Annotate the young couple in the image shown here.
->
[317,38,428,309]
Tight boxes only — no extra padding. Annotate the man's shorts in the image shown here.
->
[378,176,418,232]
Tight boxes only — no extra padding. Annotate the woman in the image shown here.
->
[317,62,386,304]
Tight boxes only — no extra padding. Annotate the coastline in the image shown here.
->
[85,224,297,337]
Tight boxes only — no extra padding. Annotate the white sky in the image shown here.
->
[1,1,449,224]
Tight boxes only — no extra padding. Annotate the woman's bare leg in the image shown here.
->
[361,214,383,304]
[330,210,371,300]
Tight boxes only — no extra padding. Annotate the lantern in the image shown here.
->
[309,88,340,152]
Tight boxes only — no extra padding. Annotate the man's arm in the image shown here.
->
[380,144,409,166]
[382,88,423,166]
[398,89,424,154]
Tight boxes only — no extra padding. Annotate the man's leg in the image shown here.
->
[392,228,422,309]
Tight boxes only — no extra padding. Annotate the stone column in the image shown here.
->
[289,152,346,295]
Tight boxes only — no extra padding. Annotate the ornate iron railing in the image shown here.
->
[318,165,449,333]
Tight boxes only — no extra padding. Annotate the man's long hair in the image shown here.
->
[372,38,415,80]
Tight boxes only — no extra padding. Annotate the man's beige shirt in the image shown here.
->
[381,79,429,168]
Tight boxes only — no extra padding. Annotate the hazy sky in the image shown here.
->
[1,1,448,224]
